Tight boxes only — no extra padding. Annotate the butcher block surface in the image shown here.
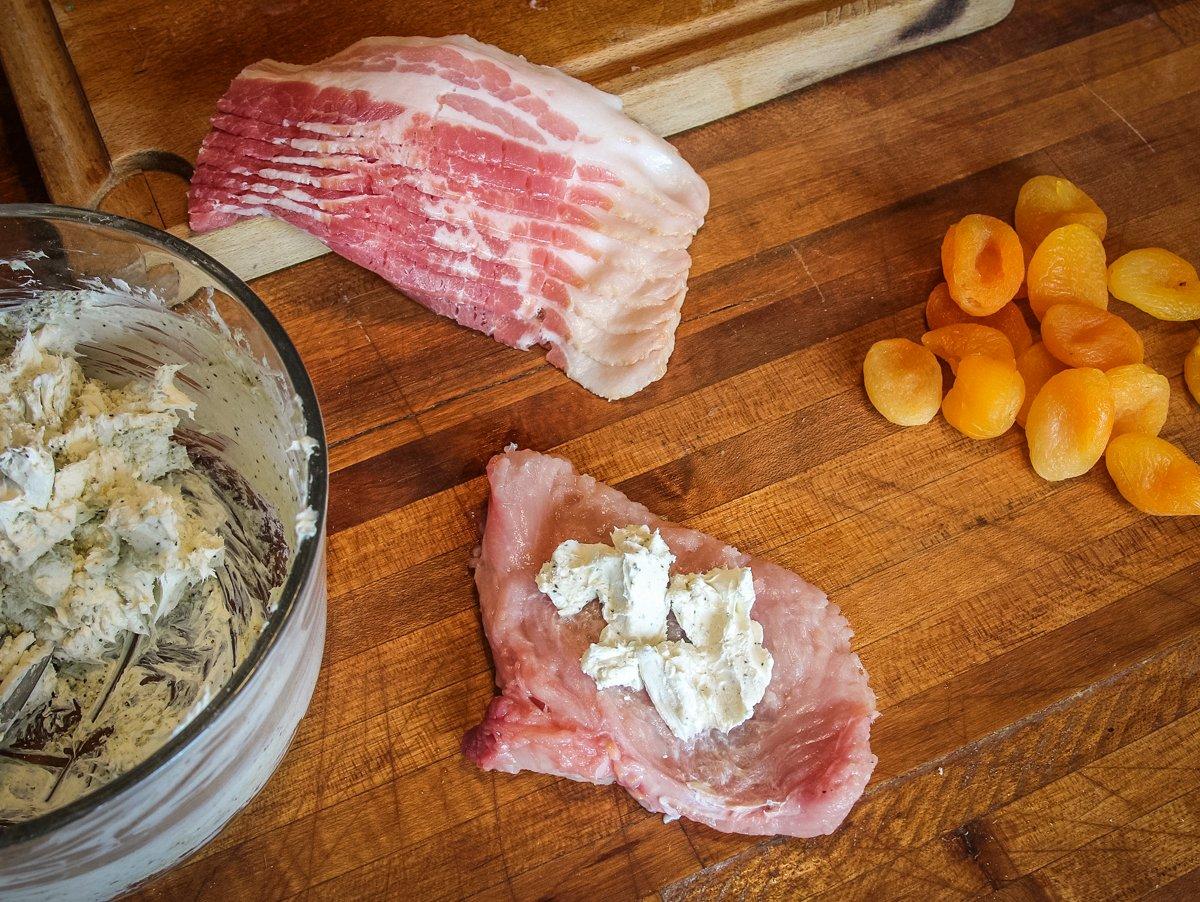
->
[4,0,1200,899]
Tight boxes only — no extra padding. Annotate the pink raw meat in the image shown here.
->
[188,35,709,400]
[463,449,878,837]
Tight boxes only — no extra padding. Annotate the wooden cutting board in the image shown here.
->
[6,0,1200,900]
[0,0,1013,278]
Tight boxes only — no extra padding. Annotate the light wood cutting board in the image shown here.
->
[0,0,1014,278]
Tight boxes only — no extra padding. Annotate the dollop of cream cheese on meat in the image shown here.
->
[537,526,773,742]
[0,328,225,679]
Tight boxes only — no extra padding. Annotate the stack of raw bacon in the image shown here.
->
[189,36,710,400]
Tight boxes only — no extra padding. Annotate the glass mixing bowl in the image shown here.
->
[0,205,328,901]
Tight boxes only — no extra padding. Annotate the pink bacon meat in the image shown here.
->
[189,36,710,400]
[463,449,878,837]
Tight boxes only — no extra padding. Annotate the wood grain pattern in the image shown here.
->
[0,0,1013,280]
[2,0,1200,899]
[0,0,108,206]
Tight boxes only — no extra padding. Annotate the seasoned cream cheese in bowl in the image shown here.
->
[0,206,327,902]
[0,327,249,817]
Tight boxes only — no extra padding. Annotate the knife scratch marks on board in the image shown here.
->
[790,243,829,309]
[1084,85,1156,154]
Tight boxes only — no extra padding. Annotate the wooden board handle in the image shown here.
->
[0,0,111,207]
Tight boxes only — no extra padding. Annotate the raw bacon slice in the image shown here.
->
[188,35,709,400]
[463,450,878,837]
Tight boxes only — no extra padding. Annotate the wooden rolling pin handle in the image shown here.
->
[0,0,112,207]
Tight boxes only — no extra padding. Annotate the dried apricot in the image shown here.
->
[924,283,1032,355]
[1013,237,1036,300]
[925,282,967,330]
[1107,248,1200,321]
[941,215,1025,316]
[1186,337,1200,406]
[1014,175,1107,248]
[1041,304,1144,370]
[1105,434,1200,515]
[1015,342,1066,427]
[863,338,942,426]
[1026,224,1109,319]
[922,324,1015,373]
[990,305,1034,357]
[1025,368,1114,480]
[1105,364,1169,438]
[941,354,1024,440]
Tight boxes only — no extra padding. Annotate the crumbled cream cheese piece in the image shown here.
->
[0,328,225,666]
[289,435,319,458]
[536,540,622,617]
[579,640,641,691]
[295,506,318,541]
[602,526,673,644]
[539,526,773,742]
[667,567,761,649]
[645,568,774,741]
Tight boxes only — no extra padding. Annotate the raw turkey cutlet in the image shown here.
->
[463,450,878,837]
[188,35,710,400]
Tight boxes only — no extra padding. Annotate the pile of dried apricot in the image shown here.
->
[863,174,1200,516]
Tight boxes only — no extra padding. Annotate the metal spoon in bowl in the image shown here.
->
[0,645,54,744]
